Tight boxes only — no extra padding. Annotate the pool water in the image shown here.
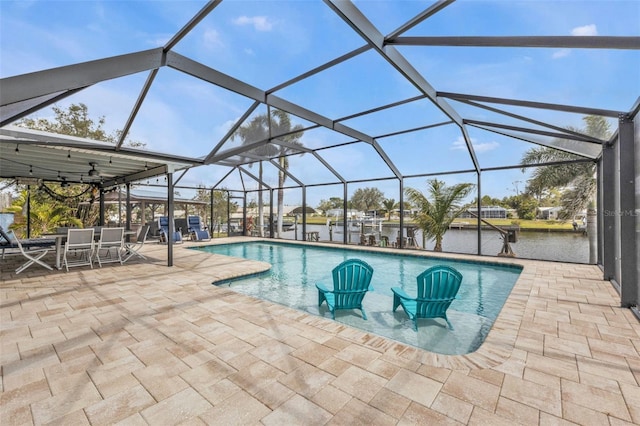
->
[192,241,522,355]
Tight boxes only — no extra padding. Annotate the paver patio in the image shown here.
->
[1,237,638,425]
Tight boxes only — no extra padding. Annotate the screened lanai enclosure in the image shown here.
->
[1,1,638,313]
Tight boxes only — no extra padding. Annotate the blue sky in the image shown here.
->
[1,1,639,206]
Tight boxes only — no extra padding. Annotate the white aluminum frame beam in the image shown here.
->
[205,101,261,163]
[169,52,393,174]
[268,159,304,187]
[455,98,607,144]
[116,69,159,150]
[438,91,623,118]
[325,0,480,172]
[468,124,601,159]
[386,0,455,40]
[0,48,165,106]
[238,166,271,189]
[1,87,86,127]
[388,36,640,50]
[464,119,603,144]
[163,1,222,52]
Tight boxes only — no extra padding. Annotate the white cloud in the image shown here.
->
[232,16,274,32]
[552,49,571,59]
[146,34,173,48]
[203,28,224,48]
[551,24,597,59]
[474,141,500,153]
[571,24,598,36]
[451,136,499,153]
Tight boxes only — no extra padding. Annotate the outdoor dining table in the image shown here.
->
[44,229,135,270]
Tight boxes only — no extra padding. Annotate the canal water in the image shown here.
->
[279,224,590,264]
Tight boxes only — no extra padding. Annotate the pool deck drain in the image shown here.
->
[1,237,638,424]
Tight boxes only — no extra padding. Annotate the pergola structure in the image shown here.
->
[0,1,638,314]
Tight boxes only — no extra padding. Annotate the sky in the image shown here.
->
[1,0,639,207]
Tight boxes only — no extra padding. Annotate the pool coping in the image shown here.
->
[187,237,545,371]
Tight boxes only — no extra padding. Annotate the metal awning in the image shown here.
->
[0,126,200,187]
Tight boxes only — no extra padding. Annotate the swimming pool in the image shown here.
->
[192,241,523,355]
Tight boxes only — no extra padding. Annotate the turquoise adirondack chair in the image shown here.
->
[316,259,374,320]
[391,265,463,330]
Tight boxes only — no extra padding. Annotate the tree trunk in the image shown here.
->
[277,158,285,238]
[587,206,597,264]
[434,236,443,252]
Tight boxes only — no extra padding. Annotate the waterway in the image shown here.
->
[278,223,590,264]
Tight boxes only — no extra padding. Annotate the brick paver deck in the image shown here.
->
[1,237,638,425]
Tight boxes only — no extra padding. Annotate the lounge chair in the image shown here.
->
[122,225,149,263]
[316,258,374,320]
[391,265,463,330]
[158,216,182,244]
[63,228,95,271]
[0,227,55,274]
[187,215,211,241]
[94,227,124,267]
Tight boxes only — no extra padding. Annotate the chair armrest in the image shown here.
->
[315,282,331,293]
[391,287,412,300]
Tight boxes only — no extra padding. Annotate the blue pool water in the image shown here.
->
[192,242,523,355]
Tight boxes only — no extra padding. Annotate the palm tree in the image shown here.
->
[269,110,304,237]
[520,115,610,263]
[405,179,475,252]
[231,114,275,236]
[232,110,304,237]
[382,198,397,220]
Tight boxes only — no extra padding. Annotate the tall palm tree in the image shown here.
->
[232,110,304,237]
[405,179,474,252]
[232,114,276,236]
[520,115,610,263]
[269,110,304,237]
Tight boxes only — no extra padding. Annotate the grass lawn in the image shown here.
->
[303,216,574,231]
[449,217,574,230]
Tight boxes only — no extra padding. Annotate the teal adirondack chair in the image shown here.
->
[391,265,463,331]
[316,259,374,320]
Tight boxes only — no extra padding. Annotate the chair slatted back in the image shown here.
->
[67,228,94,248]
[415,265,462,318]
[332,259,374,308]
[99,227,124,247]
[158,217,169,232]
[188,216,202,232]
[137,225,150,243]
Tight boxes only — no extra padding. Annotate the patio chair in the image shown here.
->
[63,228,95,271]
[0,227,55,274]
[391,265,463,331]
[122,225,149,263]
[94,227,124,267]
[187,215,211,241]
[316,258,374,320]
[158,216,183,244]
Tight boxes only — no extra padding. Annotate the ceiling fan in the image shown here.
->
[88,162,99,177]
